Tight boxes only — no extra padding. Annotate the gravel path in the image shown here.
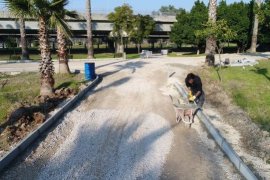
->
[1,57,241,179]
[38,109,173,179]
[0,52,268,73]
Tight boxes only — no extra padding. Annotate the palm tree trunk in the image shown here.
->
[39,17,55,96]
[86,0,94,59]
[205,0,217,54]
[57,27,70,74]
[19,17,29,60]
[250,0,261,53]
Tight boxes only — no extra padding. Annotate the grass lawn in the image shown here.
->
[168,52,205,57]
[203,60,270,131]
[0,73,84,124]
[0,53,140,61]
[127,53,140,59]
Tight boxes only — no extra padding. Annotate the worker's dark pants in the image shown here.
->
[195,92,205,108]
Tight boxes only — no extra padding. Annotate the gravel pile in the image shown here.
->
[37,109,173,179]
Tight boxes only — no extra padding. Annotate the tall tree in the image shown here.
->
[196,20,236,73]
[189,0,208,54]
[54,10,78,74]
[260,0,270,46]
[205,0,217,54]
[218,1,252,53]
[262,0,270,27]
[5,0,73,96]
[86,0,94,59]
[197,20,236,62]
[130,14,155,54]
[19,17,29,60]
[170,10,189,48]
[250,0,262,53]
[170,0,208,54]
[57,27,70,73]
[108,4,134,54]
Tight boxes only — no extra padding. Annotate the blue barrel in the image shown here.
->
[84,62,96,81]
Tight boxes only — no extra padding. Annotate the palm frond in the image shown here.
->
[50,12,73,39]
[3,0,32,17]
[32,0,50,16]
[64,10,79,19]
[50,0,68,11]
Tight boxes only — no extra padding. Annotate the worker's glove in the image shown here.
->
[188,91,193,98]
[189,95,196,102]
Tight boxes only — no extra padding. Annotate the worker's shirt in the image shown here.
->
[185,76,203,97]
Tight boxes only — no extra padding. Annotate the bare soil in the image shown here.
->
[0,87,77,156]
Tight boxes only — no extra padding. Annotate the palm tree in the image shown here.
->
[52,8,79,74]
[250,0,262,53]
[57,26,70,74]
[19,17,29,60]
[5,0,72,96]
[205,0,217,54]
[86,0,94,59]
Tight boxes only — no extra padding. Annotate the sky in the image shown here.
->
[66,0,251,13]
[0,0,251,14]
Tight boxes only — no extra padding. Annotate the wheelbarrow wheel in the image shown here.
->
[182,115,193,125]
[176,115,182,123]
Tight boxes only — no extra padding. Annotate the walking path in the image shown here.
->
[1,57,243,179]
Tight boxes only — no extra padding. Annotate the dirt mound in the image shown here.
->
[0,87,77,155]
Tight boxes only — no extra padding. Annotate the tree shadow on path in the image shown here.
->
[27,113,177,179]
[99,61,149,78]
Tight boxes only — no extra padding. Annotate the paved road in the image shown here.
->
[0,52,268,74]
[1,58,240,179]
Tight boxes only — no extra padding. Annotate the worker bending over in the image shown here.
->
[185,73,205,108]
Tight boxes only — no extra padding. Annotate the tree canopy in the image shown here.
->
[108,4,134,53]
[170,0,208,53]
[169,0,270,53]
[152,5,185,16]
[108,4,134,37]
[130,14,155,53]
[217,1,252,52]
[260,0,270,46]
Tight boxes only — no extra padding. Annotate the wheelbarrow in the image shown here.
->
[169,95,198,127]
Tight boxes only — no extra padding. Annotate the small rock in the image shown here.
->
[33,112,45,124]
[20,123,26,131]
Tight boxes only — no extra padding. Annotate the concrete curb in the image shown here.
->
[174,83,258,180]
[0,75,101,172]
